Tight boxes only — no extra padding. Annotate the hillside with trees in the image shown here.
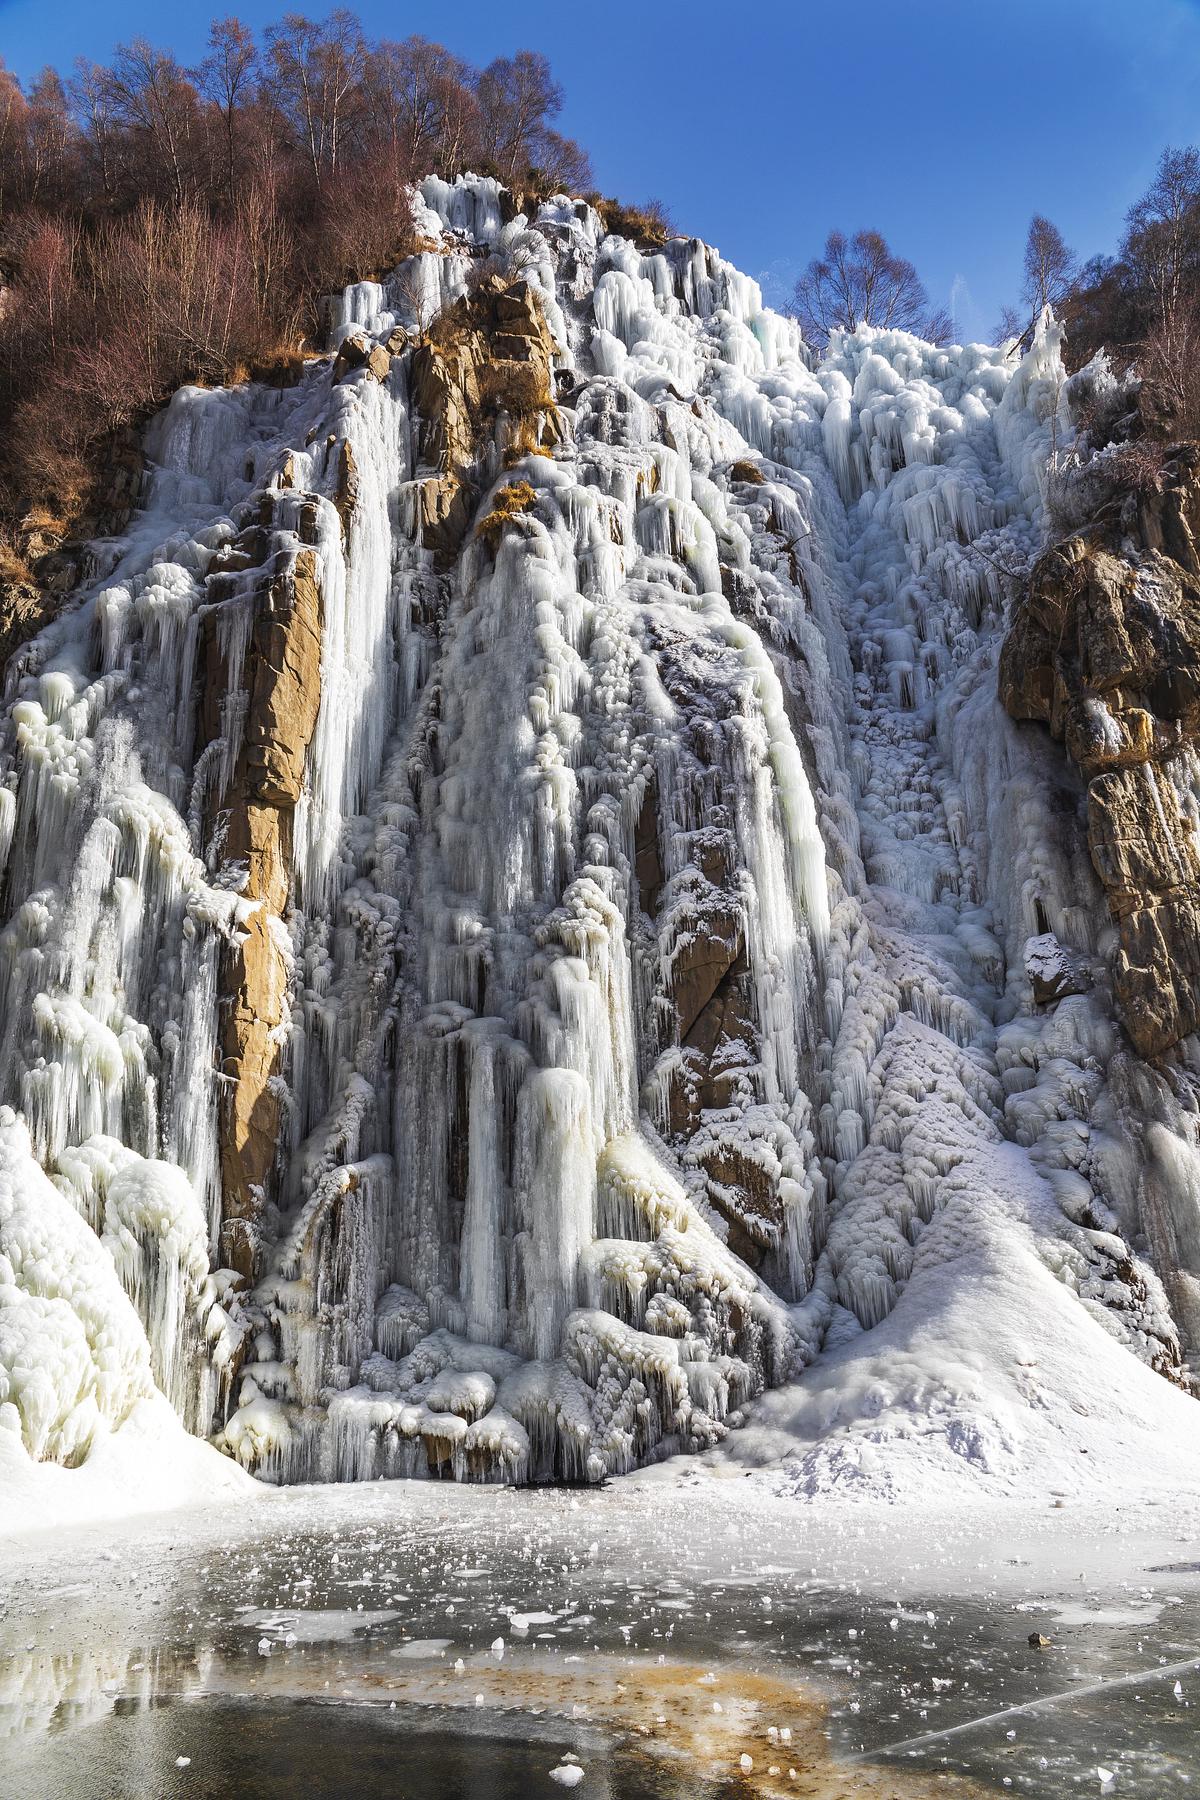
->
[0,13,596,579]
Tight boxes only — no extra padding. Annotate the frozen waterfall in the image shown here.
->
[0,175,1188,1489]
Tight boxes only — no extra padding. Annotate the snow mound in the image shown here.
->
[0,1393,258,1538]
[728,1141,1200,1504]
[0,1110,153,1465]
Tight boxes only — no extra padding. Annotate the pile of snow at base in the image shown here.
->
[0,1393,257,1538]
[724,1133,1200,1505]
[0,1100,255,1531]
[0,1109,153,1464]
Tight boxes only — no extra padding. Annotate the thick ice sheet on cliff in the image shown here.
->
[0,174,1196,1512]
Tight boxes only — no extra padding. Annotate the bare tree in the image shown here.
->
[69,59,120,205]
[264,10,367,190]
[195,18,259,205]
[27,72,76,207]
[530,128,593,195]
[476,52,563,184]
[791,228,950,349]
[433,71,481,177]
[1115,146,1200,431]
[363,37,473,175]
[995,215,1077,348]
[1121,145,1200,337]
[101,39,200,206]
[1024,215,1077,316]
[0,62,30,217]
[993,302,1025,345]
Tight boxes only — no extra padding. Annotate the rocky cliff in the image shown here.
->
[1001,446,1200,1059]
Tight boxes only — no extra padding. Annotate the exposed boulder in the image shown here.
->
[669,901,745,1042]
[1023,932,1092,1006]
[667,960,758,1136]
[693,1139,779,1263]
[729,458,765,485]
[332,331,392,385]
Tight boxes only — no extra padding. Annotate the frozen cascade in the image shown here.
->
[0,176,1192,1488]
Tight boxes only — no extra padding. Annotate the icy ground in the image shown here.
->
[2,1473,1199,1796]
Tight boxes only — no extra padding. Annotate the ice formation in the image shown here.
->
[0,174,1195,1490]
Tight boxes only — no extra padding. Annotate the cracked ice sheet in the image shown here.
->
[1,1457,1199,1624]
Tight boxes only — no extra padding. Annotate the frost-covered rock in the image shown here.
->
[1023,932,1090,1005]
[1002,451,1200,1057]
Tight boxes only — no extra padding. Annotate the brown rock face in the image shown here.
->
[202,547,324,1276]
[693,1140,779,1262]
[0,570,57,675]
[335,440,360,550]
[409,275,559,568]
[1000,450,1200,1056]
[671,905,745,1044]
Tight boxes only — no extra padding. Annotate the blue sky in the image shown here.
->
[3,0,1200,342]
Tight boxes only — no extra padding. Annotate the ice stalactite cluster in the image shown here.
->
[0,175,1192,1488]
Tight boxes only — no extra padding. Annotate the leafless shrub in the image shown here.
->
[594,196,675,249]
[475,477,537,543]
[478,359,553,419]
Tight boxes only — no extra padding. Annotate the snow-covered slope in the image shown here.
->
[0,173,1196,1515]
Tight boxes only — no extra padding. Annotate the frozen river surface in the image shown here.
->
[2,1474,1199,1798]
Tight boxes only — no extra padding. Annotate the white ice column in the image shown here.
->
[513,1068,596,1361]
